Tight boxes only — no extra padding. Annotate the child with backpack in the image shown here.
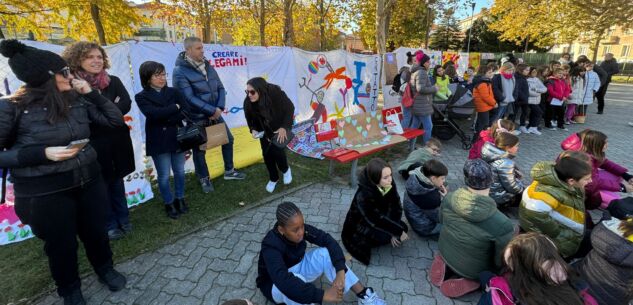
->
[473,64,498,137]
[481,132,525,207]
[397,52,414,127]
[469,119,516,160]
[478,232,599,305]
[403,159,448,236]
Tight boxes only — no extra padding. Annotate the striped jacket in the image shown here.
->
[519,161,586,258]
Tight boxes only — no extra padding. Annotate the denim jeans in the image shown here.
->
[270,248,360,305]
[401,106,413,128]
[191,116,235,178]
[152,152,186,204]
[105,179,130,231]
[410,114,433,144]
[491,105,508,122]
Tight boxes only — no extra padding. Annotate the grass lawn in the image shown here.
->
[612,75,633,84]
[0,143,411,304]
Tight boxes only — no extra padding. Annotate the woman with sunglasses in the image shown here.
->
[62,42,135,241]
[0,40,127,305]
[243,77,295,193]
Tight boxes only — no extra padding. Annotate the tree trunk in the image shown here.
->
[89,3,107,45]
[384,9,392,48]
[424,8,432,49]
[202,15,212,43]
[319,0,325,50]
[260,0,266,46]
[0,27,4,39]
[283,0,296,47]
[375,0,395,54]
[591,32,603,62]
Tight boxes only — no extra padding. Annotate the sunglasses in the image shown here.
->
[245,89,257,96]
[56,67,72,79]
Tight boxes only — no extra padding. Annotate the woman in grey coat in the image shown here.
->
[409,51,437,144]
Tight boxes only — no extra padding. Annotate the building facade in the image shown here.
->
[550,25,633,62]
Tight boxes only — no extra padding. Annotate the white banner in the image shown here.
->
[292,49,381,124]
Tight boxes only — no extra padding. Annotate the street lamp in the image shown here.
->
[466,1,476,53]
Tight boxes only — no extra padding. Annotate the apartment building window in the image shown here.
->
[602,46,612,55]
[579,46,588,55]
[622,45,630,57]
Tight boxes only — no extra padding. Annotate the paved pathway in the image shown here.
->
[36,84,633,305]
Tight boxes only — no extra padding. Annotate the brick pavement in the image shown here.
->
[35,85,632,305]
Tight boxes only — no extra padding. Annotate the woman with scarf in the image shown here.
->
[62,43,135,240]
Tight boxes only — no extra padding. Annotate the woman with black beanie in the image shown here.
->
[0,40,127,305]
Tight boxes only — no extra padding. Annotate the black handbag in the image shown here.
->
[176,112,207,151]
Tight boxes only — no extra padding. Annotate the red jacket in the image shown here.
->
[469,130,494,159]
[546,77,571,102]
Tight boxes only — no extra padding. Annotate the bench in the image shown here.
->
[316,107,424,188]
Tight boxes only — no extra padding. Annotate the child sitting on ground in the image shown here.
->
[397,138,442,180]
[520,151,593,259]
[578,215,633,305]
[481,132,525,207]
[478,232,598,305]
[432,159,514,298]
[403,159,448,237]
[256,202,386,305]
[469,119,516,159]
[342,158,409,265]
[579,130,633,210]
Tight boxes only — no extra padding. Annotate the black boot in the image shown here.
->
[165,203,179,219]
[63,288,86,305]
[174,198,188,214]
[97,267,127,292]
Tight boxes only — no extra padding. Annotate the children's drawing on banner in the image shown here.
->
[294,50,380,124]
[442,52,460,69]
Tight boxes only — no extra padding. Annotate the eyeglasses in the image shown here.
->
[56,67,71,79]
[245,89,257,96]
[152,72,168,79]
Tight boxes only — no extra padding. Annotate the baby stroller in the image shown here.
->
[432,83,475,149]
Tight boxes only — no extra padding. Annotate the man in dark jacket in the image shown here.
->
[173,37,245,193]
[595,53,620,114]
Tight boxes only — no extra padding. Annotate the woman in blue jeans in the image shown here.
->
[135,61,188,219]
[409,50,437,144]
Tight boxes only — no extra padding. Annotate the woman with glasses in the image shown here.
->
[243,77,295,193]
[62,42,135,241]
[135,61,189,219]
[0,40,127,305]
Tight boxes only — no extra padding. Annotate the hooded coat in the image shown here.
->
[578,219,633,305]
[438,188,514,279]
[342,168,408,265]
[519,161,586,258]
[403,168,442,236]
[472,75,496,112]
[410,64,437,116]
[481,142,525,205]
[396,147,434,175]
[527,76,548,105]
[513,72,530,105]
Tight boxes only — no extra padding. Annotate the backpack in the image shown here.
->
[478,276,515,305]
[392,73,402,93]
[401,82,415,107]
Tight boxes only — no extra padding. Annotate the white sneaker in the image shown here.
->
[358,287,386,305]
[528,127,542,135]
[519,126,529,134]
[550,127,557,131]
[283,167,292,185]
[628,122,633,127]
[561,127,569,131]
[266,181,277,193]
[551,120,556,126]
[511,130,521,136]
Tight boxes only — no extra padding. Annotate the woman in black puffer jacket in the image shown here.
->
[577,216,633,305]
[0,40,127,305]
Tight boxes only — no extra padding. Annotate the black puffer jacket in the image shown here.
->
[342,168,408,265]
[578,219,633,305]
[243,83,295,140]
[0,90,125,196]
[513,72,530,105]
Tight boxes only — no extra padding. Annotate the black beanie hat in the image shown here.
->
[0,39,67,87]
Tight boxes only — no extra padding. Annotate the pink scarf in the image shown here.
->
[76,70,111,91]
[501,72,513,79]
